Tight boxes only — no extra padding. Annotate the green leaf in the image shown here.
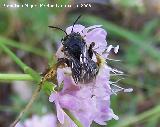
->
[42,82,55,95]
[125,45,141,66]
[142,18,160,37]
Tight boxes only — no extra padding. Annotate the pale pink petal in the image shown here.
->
[59,94,80,110]
[107,45,113,52]
[18,114,57,127]
[86,28,107,44]
[94,119,106,125]
[124,88,133,93]
[85,28,107,53]
[85,25,103,32]
[57,68,65,85]
[56,102,65,124]
[76,86,92,99]
[41,114,57,127]
[83,25,102,35]
[66,24,85,35]
[114,45,119,54]
[49,92,58,102]
[56,44,64,58]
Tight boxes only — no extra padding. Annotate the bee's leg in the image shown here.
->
[57,58,70,67]
[88,42,102,66]
[41,58,70,84]
[40,65,51,77]
[88,42,95,58]
[57,58,72,77]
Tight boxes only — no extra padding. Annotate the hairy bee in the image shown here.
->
[47,15,99,84]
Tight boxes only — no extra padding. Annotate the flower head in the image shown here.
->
[50,24,132,127]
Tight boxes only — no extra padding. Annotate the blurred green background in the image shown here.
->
[0,0,160,127]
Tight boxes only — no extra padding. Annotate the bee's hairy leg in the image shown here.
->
[88,42,95,58]
[57,58,70,67]
[41,58,70,84]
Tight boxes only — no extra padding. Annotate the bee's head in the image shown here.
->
[61,14,82,43]
[49,15,83,57]
[61,31,85,60]
[62,32,81,43]
[48,15,82,41]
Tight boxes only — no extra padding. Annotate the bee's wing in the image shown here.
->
[70,57,81,84]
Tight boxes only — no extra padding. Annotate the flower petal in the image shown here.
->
[57,68,65,85]
[83,25,102,35]
[56,44,64,58]
[49,92,58,102]
[114,45,119,54]
[66,24,85,35]
[59,94,80,110]
[85,28,107,53]
[56,102,65,124]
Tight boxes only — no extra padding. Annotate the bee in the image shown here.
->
[43,15,100,84]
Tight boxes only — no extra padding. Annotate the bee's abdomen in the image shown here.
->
[79,60,99,84]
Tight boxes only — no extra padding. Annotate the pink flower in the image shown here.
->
[16,114,57,127]
[50,24,132,127]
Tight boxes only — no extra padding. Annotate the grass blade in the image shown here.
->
[0,36,52,59]
[113,105,160,127]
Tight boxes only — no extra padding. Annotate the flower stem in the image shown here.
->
[10,81,43,127]
[0,74,33,81]
[63,109,84,127]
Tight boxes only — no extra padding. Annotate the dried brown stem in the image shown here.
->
[10,82,43,127]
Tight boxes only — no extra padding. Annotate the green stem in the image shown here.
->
[0,74,33,81]
[10,82,43,127]
[0,43,40,82]
[63,109,84,127]
[0,36,52,59]
[0,43,27,69]
[113,105,160,127]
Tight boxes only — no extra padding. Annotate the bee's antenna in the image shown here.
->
[71,15,82,33]
[48,26,68,36]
